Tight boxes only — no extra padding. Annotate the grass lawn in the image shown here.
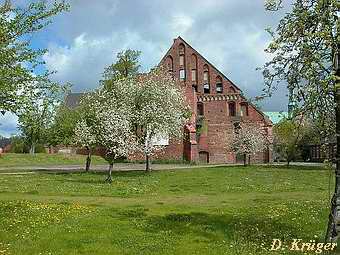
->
[0,165,336,254]
[0,153,107,167]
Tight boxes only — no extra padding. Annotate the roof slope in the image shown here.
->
[64,93,85,109]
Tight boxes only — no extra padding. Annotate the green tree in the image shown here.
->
[47,104,81,147]
[273,118,306,165]
[103,49,141,82]
[262,0,339,241]
[17,81,66,154]
[0,0,69,114]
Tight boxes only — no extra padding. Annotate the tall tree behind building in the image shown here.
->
[103,49,141,81]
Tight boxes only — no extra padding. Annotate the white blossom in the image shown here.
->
[230,123,268,163]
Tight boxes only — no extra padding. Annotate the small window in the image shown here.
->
[229,102,236,116]
[216,84,223,93]
[203,71,209,82]
[203,64,209,82]
[216,83,223,93]
[179,55,184,66]
[166,55,173,72]
[204,84,210,94]
[240,104,248,117]
[197,103,204,116]
[216,76,223,93]
[191,70,196,82]
[192,84,198,92]
[179,69,185,80]
[179,44,185,55]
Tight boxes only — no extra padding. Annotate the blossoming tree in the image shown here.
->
[74,79,137,182]
[133,67,190,171]
[230,123,268,166]
[74,118,97,172]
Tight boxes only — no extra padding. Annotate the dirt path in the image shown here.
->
[0,163,231,174]
[0,162,326,175]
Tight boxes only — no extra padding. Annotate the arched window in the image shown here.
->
[228,102,236,116]
[216,76,223,93]
[178,44,185,81]
[240,103,248,117]
[203,64,209,82]
[179,43,185,55]
[166,55,173,73]
[229,86,236,93]
[203,64,210,93]
[197,102,204,116]
[191,54,197,82]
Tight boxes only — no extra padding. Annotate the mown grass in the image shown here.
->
[0,153,106,167]
[0,165,336,254]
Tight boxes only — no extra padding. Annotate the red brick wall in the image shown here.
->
[128,139,184,161]
[159,37,273,164]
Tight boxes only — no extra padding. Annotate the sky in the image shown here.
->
[0,0,291,138]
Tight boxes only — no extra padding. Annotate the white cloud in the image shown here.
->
[43,32,164,92]
[171,14,194,36]
[0,113,19,138]
[40,0,289,110]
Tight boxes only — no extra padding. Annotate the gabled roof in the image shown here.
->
[0,137,11,148]
[161,36,272,125]
[160,36,242,91]
[64,93,85,109]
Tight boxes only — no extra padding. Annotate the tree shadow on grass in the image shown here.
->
[55,170,154,184]
[140,212,310,246]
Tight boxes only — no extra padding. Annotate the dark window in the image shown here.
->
[179,69,185,80]
[166,55,173,73]
[192,84,198,92]
[229,102,236,116]
[197,103,204,116]
[204,83,210,94]
[216,76,223,93]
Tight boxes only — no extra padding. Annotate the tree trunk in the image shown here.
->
[248,155,251,166]
[243,154,247,166]
[30,143,35,155]
[145,154,151,172]
[85,148,92,172]
[326,37,340,242]
[105,162,113,183]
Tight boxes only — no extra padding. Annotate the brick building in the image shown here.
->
[65,36,273,164]
[155,36,273,164]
